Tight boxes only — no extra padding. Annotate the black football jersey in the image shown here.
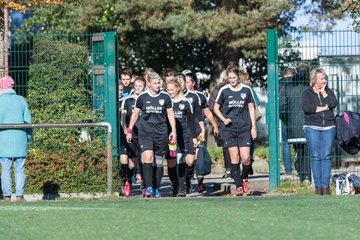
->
[215,83,254,131]
[196,90,209,109]
[121,95,142,135]
[135,90,173,136]
[184,90,204,135]
[172,98,196,139]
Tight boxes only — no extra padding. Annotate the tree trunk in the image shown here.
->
[209,41,240,91]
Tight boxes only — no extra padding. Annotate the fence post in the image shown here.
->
[266,29,280,190]
[103,32,119,155]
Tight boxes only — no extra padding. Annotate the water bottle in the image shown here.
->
[168,143,177,158]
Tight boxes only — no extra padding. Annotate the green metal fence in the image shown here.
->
[267,29,360,190]
[2,32,120,152]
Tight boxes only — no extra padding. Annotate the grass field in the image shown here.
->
[0,196,359,240]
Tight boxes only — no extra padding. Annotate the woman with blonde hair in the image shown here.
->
[302,67,337,195]
[165,77,197,197]
[126,72,176,198]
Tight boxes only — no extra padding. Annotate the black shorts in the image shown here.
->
[139,133,168,156]
[120,131,127,147]
[121,137,140,158]
[214,134,224,147]
[178,135,196,155]
[222,129,252,148]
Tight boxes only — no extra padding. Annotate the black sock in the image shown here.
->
[242,164,252,180]
[156,166,164,189]
[223,148,231,170]
[231,163,243,188]
[186,164,194,182]
[249,159,254,175]
[152,166,157,188]
[126,168,135,183]
[142,163,153,189]
[185,164,194,190]
[197,175,204,185]
[135,159,142,176]
[177,163,186,190]
[120,164,129,185]
[168,165,178,189]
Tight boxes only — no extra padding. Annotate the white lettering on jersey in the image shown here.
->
[146,105,163,113]
[228,100,245,108]
[174,111,184,119]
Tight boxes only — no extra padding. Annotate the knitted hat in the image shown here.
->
[0,76,15,89]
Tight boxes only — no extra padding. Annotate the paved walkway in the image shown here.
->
[128,173,270,198]
[16,173,270,201]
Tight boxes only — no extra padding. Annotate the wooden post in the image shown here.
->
[3,5,8,76]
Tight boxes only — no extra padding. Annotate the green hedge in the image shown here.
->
[24,36,120,194]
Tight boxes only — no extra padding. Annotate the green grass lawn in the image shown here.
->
[0,196,359,240]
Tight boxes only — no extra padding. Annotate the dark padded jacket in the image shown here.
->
[335,111,360,155]
[280,72,308,139]
[301,86,337,127]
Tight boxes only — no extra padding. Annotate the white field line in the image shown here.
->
[0,206,115,211]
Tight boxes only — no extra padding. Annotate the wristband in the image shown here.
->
[127,128,133,134]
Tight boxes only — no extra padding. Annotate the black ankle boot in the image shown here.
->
[315,188,322,195]
[322,187,330,195]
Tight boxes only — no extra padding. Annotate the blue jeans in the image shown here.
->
[281,122,292,174]
[0,157,26,196]
[304,127,336,188]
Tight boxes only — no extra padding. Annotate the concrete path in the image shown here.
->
[121,173,270,198]
[11,173,269,201]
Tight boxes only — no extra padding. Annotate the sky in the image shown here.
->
[291,1,354,31]
[292,14,354,30]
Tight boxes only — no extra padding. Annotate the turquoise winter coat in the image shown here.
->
[0,89,32,158]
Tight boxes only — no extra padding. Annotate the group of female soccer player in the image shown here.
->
[119,63,257,198]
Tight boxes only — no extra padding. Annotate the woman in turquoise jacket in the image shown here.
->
[0,76,32,201]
